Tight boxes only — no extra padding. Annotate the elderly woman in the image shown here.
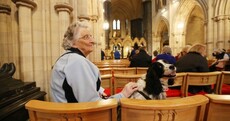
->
[50,21,138,103]
[175,43,210,94]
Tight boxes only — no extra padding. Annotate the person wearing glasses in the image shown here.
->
[50,20,138,103]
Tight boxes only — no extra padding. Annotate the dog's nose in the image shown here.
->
[169,65,175,70]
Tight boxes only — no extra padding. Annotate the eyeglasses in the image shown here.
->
[79,34,94,40]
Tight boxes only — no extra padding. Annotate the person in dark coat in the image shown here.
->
[175,43,210,94]
[129,46,151,67]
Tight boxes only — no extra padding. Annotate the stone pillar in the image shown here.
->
[54,2,73,53]
[143,0,152,54]
[216,16,225,48]
[90,15,100,62]
[0,4,11,64]
[15,0,36,81]
[224,15,230,49]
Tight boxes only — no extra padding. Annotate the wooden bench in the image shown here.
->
[204,94,230,121]
[120,95,209,121]
[185,72,222,97]
[219,71,230,94]
[25,99,117,121]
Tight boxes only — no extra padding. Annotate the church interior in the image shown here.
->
[0,0,230,120]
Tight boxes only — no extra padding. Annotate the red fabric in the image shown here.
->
[166,89,181,97]
[116,88,123,94]
[152,58,157,63]
[188,91,207,96]
[104,88,111,96]
[222,84,230,94]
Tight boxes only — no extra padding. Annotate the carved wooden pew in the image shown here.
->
[204,94,230,121]
[120,95,209,121]
[25,99,117,121]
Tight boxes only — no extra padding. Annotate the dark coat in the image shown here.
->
[175,52,209,72]
[129,50,151,67]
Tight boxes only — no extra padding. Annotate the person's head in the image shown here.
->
[181,45,192,56]
[139,46,147,53]
[62,20,95,56]
[189,43,206,57]
[162,46,172,55]
[153,50,158,56]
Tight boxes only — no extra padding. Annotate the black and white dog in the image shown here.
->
[130,59,176,100]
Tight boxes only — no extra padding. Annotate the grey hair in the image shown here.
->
[189,43,206,54]
[162,46,172,54]
[62,20,91,50]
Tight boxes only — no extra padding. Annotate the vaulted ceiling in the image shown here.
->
[110,0,143,20]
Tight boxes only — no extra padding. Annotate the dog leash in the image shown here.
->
[137,91,151,100]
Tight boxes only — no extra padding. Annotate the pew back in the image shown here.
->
[101,74,113,95]
[113,74,143,94]
[219,71,230,94]
[120,95,209,121]
[25,99,117,121]
[204,94,230,121]
[185,72,222,96]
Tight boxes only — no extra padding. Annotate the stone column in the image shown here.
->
[0,4,11,64]
[143,0,152,54]
[216,16,225,48]
[15,0,36,81]
[54,2,73,54]
[224,15,230,49]
[90,15,100,62]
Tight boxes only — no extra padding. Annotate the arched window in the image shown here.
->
[117,20,120,30]
[113,20,116,30]
[112,19,121,37]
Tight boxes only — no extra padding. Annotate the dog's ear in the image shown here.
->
[144,62,163,95]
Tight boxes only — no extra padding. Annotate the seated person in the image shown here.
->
[209,49,230,71]
[152,46,176,64]
[130,46,152,67]
[175,43,211,94]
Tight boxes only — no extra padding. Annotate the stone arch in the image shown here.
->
[172,0,207,53]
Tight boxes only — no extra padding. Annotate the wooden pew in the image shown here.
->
[204,94,230,121]
[136,67,148,74]
[25,99,117,121]
[101,74,113,96]
[113,74,143,94]
[185,72,222,97]
[113,67,136,75]
[120,95,209,121]
[167,72,187,98]
[219,71,230,94]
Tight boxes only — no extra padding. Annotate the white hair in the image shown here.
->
[62,20,91,50]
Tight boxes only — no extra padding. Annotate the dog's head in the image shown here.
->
[144,59,176,96]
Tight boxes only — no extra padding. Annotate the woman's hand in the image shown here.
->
[121,82,138,98]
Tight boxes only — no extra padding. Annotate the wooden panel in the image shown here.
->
[113,68,136,75]
[185,72,222,96]
[219,71,230,94]
[101,74,113,95]
[205,94,230,121]
[99,68,113,75]
[121,95,209,121]
[136,67,148,74]
[113,74,143,94]
[25,99,117,121]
